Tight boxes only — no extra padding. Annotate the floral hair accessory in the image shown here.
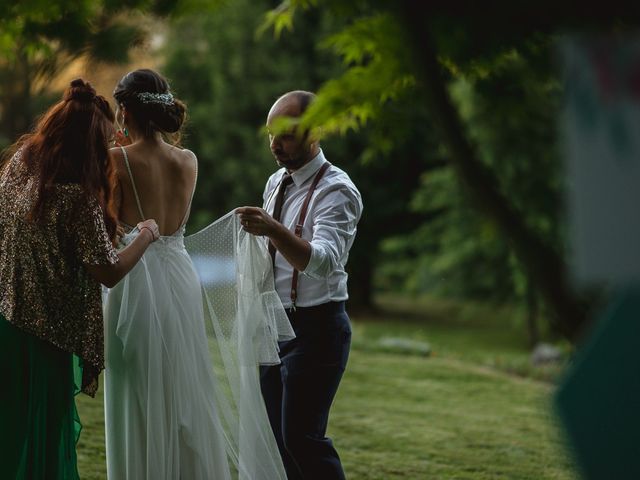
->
[136,92,174,105]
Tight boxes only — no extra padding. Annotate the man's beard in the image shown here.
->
[274,151,308,171]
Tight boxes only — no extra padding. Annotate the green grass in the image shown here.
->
[76,295,577,479]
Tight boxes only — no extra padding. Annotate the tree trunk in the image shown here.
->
[399,3,590,342]
[526,280,540,348]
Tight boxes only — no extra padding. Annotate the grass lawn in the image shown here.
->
[76,295,578,479]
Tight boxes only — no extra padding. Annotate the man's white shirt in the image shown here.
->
[262,149,363,309]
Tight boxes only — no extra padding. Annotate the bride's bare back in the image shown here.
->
[112,141,197,236]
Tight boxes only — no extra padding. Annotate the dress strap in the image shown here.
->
[179,154,198,228]
[120,146,145,221]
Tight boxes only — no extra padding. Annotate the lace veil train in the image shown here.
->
[185,211,294,479]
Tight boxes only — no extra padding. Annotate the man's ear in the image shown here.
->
[307,124,323,145]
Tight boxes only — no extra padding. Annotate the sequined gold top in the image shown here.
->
[0,149,119,396]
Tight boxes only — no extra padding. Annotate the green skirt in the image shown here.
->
[0,313,82,479]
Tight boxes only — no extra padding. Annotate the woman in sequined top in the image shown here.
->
[0,79,160,479]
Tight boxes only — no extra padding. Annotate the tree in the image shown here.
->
[263,2,640,341]
[380,50,566,345]
[162,0,430,308]
[162,0,343,226]
[0,0,222,147]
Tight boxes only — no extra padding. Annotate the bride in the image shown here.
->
[104,69,291,479]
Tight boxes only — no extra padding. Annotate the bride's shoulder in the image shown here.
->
[168,145,197,163]
[179,148,197,161]
[108,146,128,176]
[168,147,198,179]
[109,145,124,156]
[109,145,129,162]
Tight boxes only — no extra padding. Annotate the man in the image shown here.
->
[236,90,362,479]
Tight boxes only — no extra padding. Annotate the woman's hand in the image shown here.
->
[137,219,160,242]
[86,218,160,288]
[114,129,132,147]
[115,224,126,246]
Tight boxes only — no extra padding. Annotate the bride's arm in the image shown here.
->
[86,220,159,288]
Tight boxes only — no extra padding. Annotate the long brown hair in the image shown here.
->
[10,79,118,240]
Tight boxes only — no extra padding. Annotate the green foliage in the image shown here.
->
[260,4,524,302]
[84,24,143,64]
[0,0,174,146]
[261,4,417,137]
[0,0,153,70]
[163,0,345,228]
[0,0,583,317]
[162,1,436,306]
[261,1,569,313]
[377,46,565,304]
[302,14,415,136]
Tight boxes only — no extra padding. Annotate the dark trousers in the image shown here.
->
[260,301,351,480]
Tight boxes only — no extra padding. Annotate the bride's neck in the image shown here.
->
[128,130,164,145]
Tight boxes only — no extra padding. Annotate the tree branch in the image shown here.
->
[399,1,590,342]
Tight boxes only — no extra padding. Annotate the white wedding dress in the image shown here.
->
[104,152,293,479]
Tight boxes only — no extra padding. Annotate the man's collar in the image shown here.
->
[289,149,325,187]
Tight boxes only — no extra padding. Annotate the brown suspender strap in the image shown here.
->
[290,161,331,310]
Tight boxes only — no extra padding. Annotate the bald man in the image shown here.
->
[237,91,362,479]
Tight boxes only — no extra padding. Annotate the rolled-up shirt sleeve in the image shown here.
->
[302,185,362,280]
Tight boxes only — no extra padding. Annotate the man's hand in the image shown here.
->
[236,206,312,271]
[236,206,278,237]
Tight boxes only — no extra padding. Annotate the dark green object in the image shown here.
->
[556,287,640,479]
[0,314,82,479]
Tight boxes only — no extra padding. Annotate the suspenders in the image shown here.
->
[287,161,331,311]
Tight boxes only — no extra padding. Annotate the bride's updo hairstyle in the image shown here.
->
[113,69,186,144]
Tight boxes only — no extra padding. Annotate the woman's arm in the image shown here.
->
[85,219,159,288]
